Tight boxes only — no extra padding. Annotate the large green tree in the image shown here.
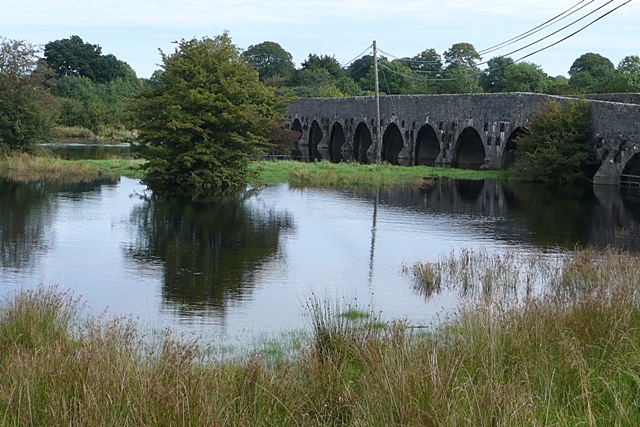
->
[44,35,135,84]
[0,38,59,153]
[501,62,548,93]
[128,34,282,200]
[441,43,482,94]
[568,52,615,93]
[241,41,295,83]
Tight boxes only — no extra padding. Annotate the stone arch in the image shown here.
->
[620,152,640,194]
[453,127,485,169]
[503,126,530,169]
[308,120,323,162]
[382,123,404,165]
[414,124,440,166]
[353,122,372,164]
[329,122,345,163]
[290,119,303,160]
[622,153,640,176]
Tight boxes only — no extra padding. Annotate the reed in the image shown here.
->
[2,247,640,426]
[0,153,144,183]
[252,160,504,188]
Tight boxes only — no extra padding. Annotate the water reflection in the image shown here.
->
[349,179,640,250]
[0,181,53,272]
[0,179,113,273]
[125,194,294,316]
[41,142,132,160]
[1,175,639,338]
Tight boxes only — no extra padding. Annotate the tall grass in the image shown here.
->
[252,160,504,188]
[2,247,640,425]
[0,153,144,183]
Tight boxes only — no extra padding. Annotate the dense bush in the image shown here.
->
[128,34,282,200]
[509,100,597,185]
[0,38,59,153]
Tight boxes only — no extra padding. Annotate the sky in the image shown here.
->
[2,0,638,79]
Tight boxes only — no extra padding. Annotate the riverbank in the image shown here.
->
[252,160,504,187]
[1,247,639,425]
[0,155,504,186]
[0,154,145,183]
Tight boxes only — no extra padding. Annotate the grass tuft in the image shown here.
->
[2,247,640,425]
[252,160,504,188]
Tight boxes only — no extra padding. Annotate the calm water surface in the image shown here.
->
[1,176,639,345]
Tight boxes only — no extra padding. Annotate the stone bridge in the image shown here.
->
[284,93,640,185]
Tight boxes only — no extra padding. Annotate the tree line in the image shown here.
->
[1,33,638,199]
[243,41,640,97]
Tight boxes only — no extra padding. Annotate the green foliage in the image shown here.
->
[444,42,481,69]
[568,52,615,93]
[348,54,374,82]
[241,41,295,82]
[501,62,549,93]
[610,55,640,92]
[360,59,415,94]
[479,56,515,92]
[481,58,548,93]
[509,100,596,185]
[545,75,578,95]
[44,35,136,84]
[52,75,141,133]
[299,53,344,78]
[0,38,59,153]
[128,33,282,200]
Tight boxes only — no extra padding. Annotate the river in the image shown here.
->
[1,168,639,348]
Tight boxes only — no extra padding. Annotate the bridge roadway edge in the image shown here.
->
[285,92,640,186]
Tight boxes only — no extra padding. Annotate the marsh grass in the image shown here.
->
[252,160,504,188]
[3,247,640,425]
[0,153,144,183]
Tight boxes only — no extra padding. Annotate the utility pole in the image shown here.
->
[373,40,382,164]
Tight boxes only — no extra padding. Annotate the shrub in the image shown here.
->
[509,100,597,185]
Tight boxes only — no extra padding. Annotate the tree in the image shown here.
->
[127,34,282,200]
[501,62,548,93]
[359,59,415,94]
[444,43,481,69]
[52,73,141,132]
[610,55,640,92]
[241,41,295,82]
[509,100,596,185]
[0,38,59,153]
[348,55,374,82]
[44,35,135,84]
[568,52,614,93]
[407,49,443,75]
[440,43,482,94]
[480,56,514,93]
[299,53,344,78]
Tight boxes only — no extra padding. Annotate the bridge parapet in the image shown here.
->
[285,93,640,185]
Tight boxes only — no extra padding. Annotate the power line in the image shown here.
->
[477,0,595,56]
[374,0,633,84]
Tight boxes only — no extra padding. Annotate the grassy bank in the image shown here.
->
[2,247,640,426]
[252,160,505,188]
[0,155,504,187]
[0,154,145,183]
[51,125,135,141]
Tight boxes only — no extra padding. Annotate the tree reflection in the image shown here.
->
[126,195,294,315]
[0,180,53,270]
